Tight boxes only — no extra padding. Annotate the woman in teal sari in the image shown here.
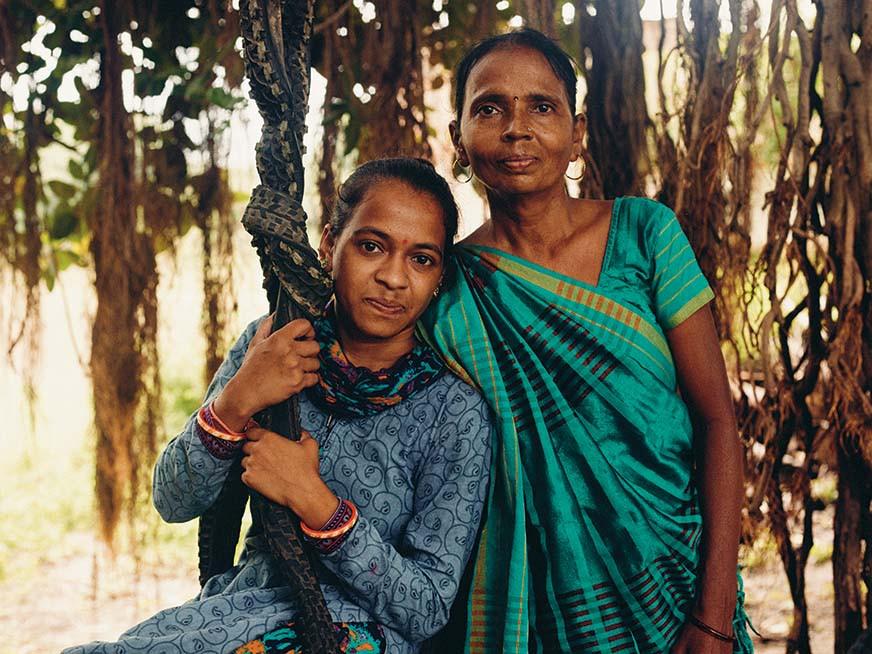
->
[420,29,753,653]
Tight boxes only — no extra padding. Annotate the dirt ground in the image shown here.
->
[0,531,839,654]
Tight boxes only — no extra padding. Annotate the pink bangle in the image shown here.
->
[209,402,252,437]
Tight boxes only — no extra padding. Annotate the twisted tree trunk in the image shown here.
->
[356,0,430,161]
[578,0,648,199]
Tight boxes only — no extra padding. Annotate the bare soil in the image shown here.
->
[0,531,838,654]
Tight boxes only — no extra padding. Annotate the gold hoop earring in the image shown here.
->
[452,159,473,184]
[566,157,586,182]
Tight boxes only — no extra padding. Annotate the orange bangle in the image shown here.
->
[209,402,253,438]
[300,500,358,540]
[197,404,246,442]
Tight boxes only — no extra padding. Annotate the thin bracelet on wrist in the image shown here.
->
[687,614,734,643]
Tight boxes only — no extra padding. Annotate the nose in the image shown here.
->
[374,253,409,289]
[502,104,533,142]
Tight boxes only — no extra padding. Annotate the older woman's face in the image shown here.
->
[453,45,583,198]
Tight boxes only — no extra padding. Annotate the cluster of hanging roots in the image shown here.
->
[574,2,871,651]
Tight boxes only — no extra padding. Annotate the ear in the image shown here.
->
[570,113,586,162]
[449,120,470,167]
[318,225,335,272]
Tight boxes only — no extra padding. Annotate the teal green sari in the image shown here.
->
[420,197,752,653]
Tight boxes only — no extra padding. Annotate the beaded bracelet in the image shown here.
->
[687,614,734,643]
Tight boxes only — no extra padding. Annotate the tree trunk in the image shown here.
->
[356,0,430,161]
[834,449,866,652]
[522,0,556,36]
[816,0,872,649]
[579,0,648,198]
[316,15,340,231]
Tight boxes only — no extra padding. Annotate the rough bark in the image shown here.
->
[356,0,430,161]
[578,0,648,198]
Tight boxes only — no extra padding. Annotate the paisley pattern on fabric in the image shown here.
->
[308,306,445,419]
[235,621,386,654]
[62,318,492,654]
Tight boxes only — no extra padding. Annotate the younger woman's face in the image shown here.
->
[452,45,584,198]
[320,179,446,346]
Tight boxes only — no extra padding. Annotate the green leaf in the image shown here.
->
[55,248,85,271]
[206,87,242,111]
[345,114,362,151]
[47,180,78,201]
[43,270,55,292]
[68,158,87,181]
[49,208,79,240]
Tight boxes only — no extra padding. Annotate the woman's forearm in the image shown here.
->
[693,415,744,629]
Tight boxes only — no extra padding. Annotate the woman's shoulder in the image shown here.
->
[615,196,675,223]
[612,196,680,245]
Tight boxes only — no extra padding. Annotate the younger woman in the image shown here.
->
[65,157,492,654]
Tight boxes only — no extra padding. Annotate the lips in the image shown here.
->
[364,297,405,315]
[498,155,537,172]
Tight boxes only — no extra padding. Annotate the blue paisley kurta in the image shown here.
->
[64,319,492,654]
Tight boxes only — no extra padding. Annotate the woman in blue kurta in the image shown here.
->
[419,30,753,653]
[63,158,491,654]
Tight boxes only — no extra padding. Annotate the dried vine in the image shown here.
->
[198,118,236,384]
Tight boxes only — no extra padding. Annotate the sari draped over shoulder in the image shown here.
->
[420,197,753,653]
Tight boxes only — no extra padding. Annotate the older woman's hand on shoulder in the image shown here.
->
[212,314,321,432]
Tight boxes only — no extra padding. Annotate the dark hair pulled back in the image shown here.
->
[329,157,459,251]
[453,28,578,122]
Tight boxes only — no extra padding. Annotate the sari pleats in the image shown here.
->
[421,198,754,652]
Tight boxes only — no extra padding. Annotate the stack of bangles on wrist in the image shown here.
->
[196,403,257,459]
[686,614,734,643]
[301,498,359,554]
[197,402,256,442]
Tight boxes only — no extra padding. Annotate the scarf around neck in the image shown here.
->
[307,308,444,420]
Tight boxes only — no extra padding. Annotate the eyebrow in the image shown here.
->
[352,227,443,256]
[468,91,566,107]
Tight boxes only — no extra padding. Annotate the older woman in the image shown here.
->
[421,29,753,653]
